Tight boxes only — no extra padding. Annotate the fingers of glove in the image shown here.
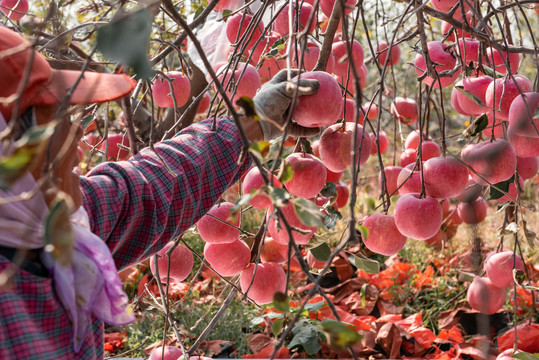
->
[294,78,320,95]
[287,123,321,138]
[269,69,302,85]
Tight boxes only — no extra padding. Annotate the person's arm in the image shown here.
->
[80,117,251,271]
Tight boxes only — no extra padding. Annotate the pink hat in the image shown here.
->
[0,26,136,120]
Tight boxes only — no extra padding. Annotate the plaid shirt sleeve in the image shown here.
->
[80,116,251,271]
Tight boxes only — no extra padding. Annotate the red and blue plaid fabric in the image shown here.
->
[0,117,250,359]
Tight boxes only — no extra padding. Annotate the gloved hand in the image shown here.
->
[253,69,321,140]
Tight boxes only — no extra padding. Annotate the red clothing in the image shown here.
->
[0,117,250,359]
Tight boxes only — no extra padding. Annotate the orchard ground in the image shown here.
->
[105,161,539,359]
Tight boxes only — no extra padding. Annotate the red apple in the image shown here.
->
[240,262,287,305]
[260,238,289,264]
[291,71,343,127]
[400,148,417,167]
[485,47,520,75]
[100,133,130,161]
[457,197,487,224]
[217,62,261,104]
[377,41,401,66]
[405,130,431,150]
[0,0,28,21]
[467,276,506,314]
[150,242,194,283]
[398,158,421,192]
[334,181,350,209]
[456,176,483,203]
[197,202,240,244]
[507,92,539,137]
[332,40,365,78]
[414,41,461,88]
[152,71,191,108]
[425,229,447,249]
[320,0,356,17]
[507,125,539,157]
[461,139,517,185]
[319,122,372,172]
[342,98,365,125]
[454,75,493,116]
[484,250,525,289]
[517,156,538,180]
[394,193,443,240]
[485,74,533,121]
[458,38,480,64]
[391,97,418,124]
[284,153,327,198]
[242,166,282,209]
[379,165,403,195]
[494,175,523,203]
[226,12,264,49]
[362,213,407,256]
[267,202,319,245]
[293,43,336,73]
[423,157,470,198]
[431,0,470,13]
[196,92,211,114]
[274,3,316,36]
[363,103,379,120]
[148,346,183,360]
[370,131,389,155]
[204,239,251,277]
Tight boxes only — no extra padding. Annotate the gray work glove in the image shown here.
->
[253,69,321,141]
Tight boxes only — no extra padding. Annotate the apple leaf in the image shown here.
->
[272,292,290,313]
[463,114,489,138]
[293,198,325,227]
[455,85,489,108]
[320,319,362,350]
[320,182,336,197]
[278,161,294,183]
[44,193,75,267]
[81,114,95,132]
[504,222,520,234]
[357,225,369,241]
[352,253,380,274]
[0,124,53,190]
[512,353,539,360]
[262,38,286,59]
[267,187,290,207]
[304,300,326,313]
[323,205,342,230]
[520,220,537,249]
[96,8,154,80]
[489,175,514,200]
[288,319,322,355]
[231,193,251,212]
[236,96,262,121]
[249,312,285,328]
[249,140,270,160]
[310,243,331,262]
[272,318,285,337]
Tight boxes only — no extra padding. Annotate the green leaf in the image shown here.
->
[44,194,75,267]
[272,318,285,337]
[359,283,368,309]
[358,225,369,241]
[353,253,380,274]
[304,300,326,313]
[236,96,261,121]
[0,124,54,190]
[272,292,290,313]
[222,9,232,17]
[288,319,322,355]
[512,353,539,360]
[81,114,95,132]
[455,85,489,108]
[231,193,251,212]
[293,198,324,227]
[249,140,270,160]
[310,243,331,262]
[323,206,342,230]
[463,114,489,138]
[249,312,285,328]
[193,5,205,20]
[278,161,294,183]
[320,319,363,350]
[96,8,154,80]
[320,182,336,197]
[489,175,515,200]
[267,187,290,207]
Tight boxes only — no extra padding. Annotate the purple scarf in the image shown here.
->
[0,113,135,353]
